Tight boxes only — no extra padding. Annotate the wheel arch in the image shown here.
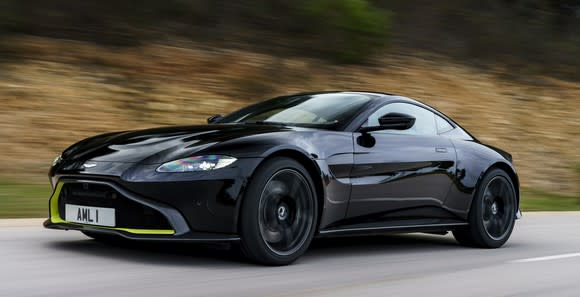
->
[236,148,326,233]
[471,162,520,214]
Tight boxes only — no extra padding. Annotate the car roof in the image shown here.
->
[300,91,470,132]
[260,91,478,138]
[320,91,479,141]
[288,90,421,105]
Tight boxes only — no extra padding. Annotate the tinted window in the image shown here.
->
[218,93,372,127]
[365,102,437,136]
[435,115,454,134]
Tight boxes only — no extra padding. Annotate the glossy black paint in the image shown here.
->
[46,91,519,240]
[349,133,457,221]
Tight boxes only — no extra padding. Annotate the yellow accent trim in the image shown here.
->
[71,223,175,235]
[49,182,66,224]
[48,181,175,235]
[108,228,174,235]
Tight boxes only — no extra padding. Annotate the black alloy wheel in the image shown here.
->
[453,168,517,248]
[258,169,314,256]
[481,176,515,241]
[239,157,318,265]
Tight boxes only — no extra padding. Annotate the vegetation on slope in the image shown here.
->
[0,0,578,216]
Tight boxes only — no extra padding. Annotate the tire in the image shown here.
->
[82,231,124,244]
[453,168,517,248]
[239,157,318,265]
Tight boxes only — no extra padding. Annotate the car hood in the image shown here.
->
[62,124,294,164]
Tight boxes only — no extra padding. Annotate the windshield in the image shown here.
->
[217,93,373,128]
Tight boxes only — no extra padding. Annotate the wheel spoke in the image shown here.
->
[497,214,507,234]
[288,176,301,198]
[483,187,493,202]
[482,194,493,220]
[488,182,498,196]
[483,217,492,231]
[497,182,508,201]
[281,225,295,247]
[492,217,501,235]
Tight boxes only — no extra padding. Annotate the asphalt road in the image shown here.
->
[1,212,580,297]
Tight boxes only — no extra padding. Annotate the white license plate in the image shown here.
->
[65,204,115,227]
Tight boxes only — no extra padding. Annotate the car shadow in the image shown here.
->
[46,238,248,267]
[45,232,462,267]
[307,233,462,259]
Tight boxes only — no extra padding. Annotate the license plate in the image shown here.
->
[65,204,115,227]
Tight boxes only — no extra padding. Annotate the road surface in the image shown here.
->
[1,212,579,297]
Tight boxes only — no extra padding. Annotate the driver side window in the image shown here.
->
[365,103,437,136]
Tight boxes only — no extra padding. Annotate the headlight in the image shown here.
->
[52,155,62,166]
[156,155,237,173]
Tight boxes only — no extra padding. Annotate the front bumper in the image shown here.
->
[44,178,240,242]
[43,220,239,242]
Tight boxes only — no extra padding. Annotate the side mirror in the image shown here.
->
[207,114,223,124]
[359,112,415,133]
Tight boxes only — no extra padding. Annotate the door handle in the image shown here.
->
[435,147,448,153]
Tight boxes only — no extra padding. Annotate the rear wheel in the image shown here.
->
[239,157,318,265]
[453,168,517,248]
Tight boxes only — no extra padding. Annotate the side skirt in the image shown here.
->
[317,219,468,237]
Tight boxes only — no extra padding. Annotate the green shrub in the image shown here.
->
[302,0,392,63]
[0,0,392,63]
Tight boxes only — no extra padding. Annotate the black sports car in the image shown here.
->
[45,91,520,265]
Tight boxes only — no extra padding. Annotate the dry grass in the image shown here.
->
[0,35,578,195]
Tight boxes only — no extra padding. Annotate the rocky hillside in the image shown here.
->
[0,35,578,194]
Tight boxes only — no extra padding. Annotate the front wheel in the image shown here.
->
[453,168,517,248]
[239,157,318,265]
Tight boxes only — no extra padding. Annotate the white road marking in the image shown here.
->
[511,252,580,263]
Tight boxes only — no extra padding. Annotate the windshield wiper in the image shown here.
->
[246,121,290,126]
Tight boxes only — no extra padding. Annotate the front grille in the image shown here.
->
[58,182,171,230]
